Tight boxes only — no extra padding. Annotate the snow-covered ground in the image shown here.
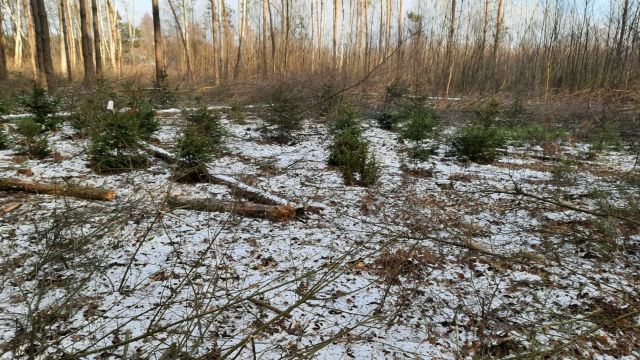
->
[0,112,638,359]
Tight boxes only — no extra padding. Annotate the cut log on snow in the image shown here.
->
[0,178,116,201]
[167,196,296,222]
[144,143,304,216]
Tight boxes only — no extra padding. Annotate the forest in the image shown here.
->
[0,0,639,359]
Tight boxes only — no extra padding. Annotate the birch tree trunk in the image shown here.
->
[5,0,24,70]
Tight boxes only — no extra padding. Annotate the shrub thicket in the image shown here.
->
[15,118,50,158]
[18,85,60,131]
[328,106,379,186]
[262,81,304,143]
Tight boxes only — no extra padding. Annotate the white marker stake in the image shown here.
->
[107,100,114,112]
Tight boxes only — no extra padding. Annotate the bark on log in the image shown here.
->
[0,178,116,201]
[144,143,304,215]
[167,196,296,222]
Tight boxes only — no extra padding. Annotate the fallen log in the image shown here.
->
[144,143,304,215]
[167,195,296,222]
[0,178,116,201]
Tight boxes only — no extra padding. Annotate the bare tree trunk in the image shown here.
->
[333,0,338,69]
[444,0,457,99]
[222,1,231,80]
[64,0,76,71]
[24,0,38,78]
[0,8,7,79]
[106,0,121,75]
[181,0,191,80]
[363,0,369,72]
[59,0,72,80]
[152,0,165,88]
[262,0,268,77]
[397,0,403,46]
[268,0,276,73]
[283,0,290,71]
[233,0,245,78]
[210,0,219,83]
[492,0,504,89]
[3,0,24,70]
[617,0,630,66]
[168,0,192,81]
[79,0,96,85]
[91,0,103,77]
[30,0,55,90]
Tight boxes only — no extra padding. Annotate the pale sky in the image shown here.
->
[124,0,612,27]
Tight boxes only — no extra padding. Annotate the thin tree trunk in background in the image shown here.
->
[106,0,121,75]
[0,9,8,79]
[283,0,290,71]
[222,1,230,79]
[444,0,457,98]
[493,0,503,77]
[6,0,24,70]
[59,0,72,80]
[71,0,83,68]
[262,0,268,77]
[79,0,96,85]
[364,0,370,72]
[152,0,165,88]
[233,0,245,78]
[268,0,276,74]
[168,0,192,81]
[397,0,403,46]
[210,0,218,83]
[333,0,338,69]
[31,0,56,89]
[24,0,38,78]
[91,0,103,77]
[617,0,630,66]
[64,0,76,71]
[181,0,191,81]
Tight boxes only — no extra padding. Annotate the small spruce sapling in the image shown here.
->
[18,85,60,131]
[262,82,304,144]
[328,105,379,186]
[89,111,148,173]
[15,118,50,158]
[174,107,226,181]
[399,99,439,162]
